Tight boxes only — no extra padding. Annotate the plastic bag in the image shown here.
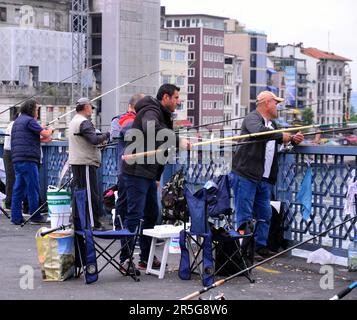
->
[307,248,337,265]
[36,228,75,281]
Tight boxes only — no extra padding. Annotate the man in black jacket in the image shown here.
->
[121,84,191,270]
[231,91,304,260]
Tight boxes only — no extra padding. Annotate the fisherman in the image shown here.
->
[68,97,110,231]
[230,91,304,260]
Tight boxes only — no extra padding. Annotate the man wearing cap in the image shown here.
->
[69,97,110,231]
[231,91,304,260]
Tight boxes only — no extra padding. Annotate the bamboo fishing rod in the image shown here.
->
[46,70,164,127]
[122,124,319,161]
[180,213,357,300]
[223,126,357,148]
[0,62,102,116]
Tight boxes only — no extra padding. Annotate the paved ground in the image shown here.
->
[1,214,357,300]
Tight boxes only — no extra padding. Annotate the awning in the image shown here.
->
[267,68,277,74]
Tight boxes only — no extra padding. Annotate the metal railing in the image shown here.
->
[1,142,356,255]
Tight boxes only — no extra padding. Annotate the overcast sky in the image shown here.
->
[161,0,357,92]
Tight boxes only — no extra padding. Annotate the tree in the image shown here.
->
[302,107,314,125]
[350,113,357,122]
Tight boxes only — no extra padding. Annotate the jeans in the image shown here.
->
[230,172,273,249]
[120,173,159,262]
[11,161,41,224]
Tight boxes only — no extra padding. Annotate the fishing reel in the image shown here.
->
[279,142,294,152]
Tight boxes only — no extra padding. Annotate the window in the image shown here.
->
[251,37,257,51]
[333,83,336,94]
[250,54,257,68]
[160,49,172,60]
[188,84,195,94]
[204,36,209,45]
[339,68,343,76]
[187,100,194,110]
[175,50,185,61]
[175,76,185,86]
[328,83,330,93]
[187,116,194,125]
[166,20,172,28]
[186,35,195,44]
[333,68,337,76]
[188,51,195,61]
[177,101,184,111]
[43,12,50,27]
[0,7,7,22]
[339,84,342,94]
[186,19,190,27]
[182,19,186,27]
[15,8,20,24]
[328,67,331,76]
[161,75,171,84]
[188,68,195,77]
[174,20,180,27]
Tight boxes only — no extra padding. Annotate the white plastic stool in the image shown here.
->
[143,225,184,279]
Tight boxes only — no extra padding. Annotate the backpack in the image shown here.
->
[161,169,188,223]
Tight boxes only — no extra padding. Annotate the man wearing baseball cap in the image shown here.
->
[230,91,304,260]
[69,97,110,231]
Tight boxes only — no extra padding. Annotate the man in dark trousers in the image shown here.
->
[69,97,110,231]
[121,84,191,271]
[110,93,145,229]
[231,91,304,260]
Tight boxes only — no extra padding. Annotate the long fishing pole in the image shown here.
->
[224,126,357,148]
[0,62,102,116]
[123,124,319,161]
[46,70,164,127]
[330,281,357,300]
[181,213,357,300]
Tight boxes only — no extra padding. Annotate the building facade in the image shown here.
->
[224,19,267,112]
[162,11,226,128]
[301,47,352,125]
[101,0,160,128]
[160,30,188,122]
[224,54,243,131]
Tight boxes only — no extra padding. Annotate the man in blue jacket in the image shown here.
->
[11,99,53,225]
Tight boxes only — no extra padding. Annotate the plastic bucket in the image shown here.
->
[47,187,71,229]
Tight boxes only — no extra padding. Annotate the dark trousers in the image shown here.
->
[114,174,127,228]
[120,173,159,262]
[71,165,101,228]
[3,149,14,208]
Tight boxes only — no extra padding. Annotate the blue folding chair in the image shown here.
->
[73,189,141,284]
[179,175,255,285]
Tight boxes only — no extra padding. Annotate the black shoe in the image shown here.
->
[119,259,141,276]
[30,216,49,225]
[255,247,275,261]
[93,223,109,231]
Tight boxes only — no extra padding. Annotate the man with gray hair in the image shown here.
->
[110,93,145,230]
[69,97,110,231]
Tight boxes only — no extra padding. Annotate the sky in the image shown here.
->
[161,0,357,92]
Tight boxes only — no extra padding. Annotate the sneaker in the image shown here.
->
[119,259,141,276]
[255,247,275,261]
[138,256,162,270]
[29,216,49,225]
[11,219,25,226]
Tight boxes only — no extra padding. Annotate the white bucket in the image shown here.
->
[47,186,71,229]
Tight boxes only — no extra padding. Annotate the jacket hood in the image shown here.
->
[134,96,162,113]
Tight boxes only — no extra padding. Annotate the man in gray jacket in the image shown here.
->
[69,97,110,231]
[231,91,304,260]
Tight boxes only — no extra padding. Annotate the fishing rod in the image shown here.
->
[223,126,357,149]
[21,177,73,227]
[122,124,322,161]
[40,224,72,237]
[46,70,164,127]
[181,213,357,300]
[0,63,102,116]
[330,281,357,300]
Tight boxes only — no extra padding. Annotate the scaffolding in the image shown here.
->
[70,0,89,104]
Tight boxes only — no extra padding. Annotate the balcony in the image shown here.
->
[5,142,356,258]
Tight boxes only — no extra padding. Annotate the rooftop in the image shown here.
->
[302,48,352,62]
